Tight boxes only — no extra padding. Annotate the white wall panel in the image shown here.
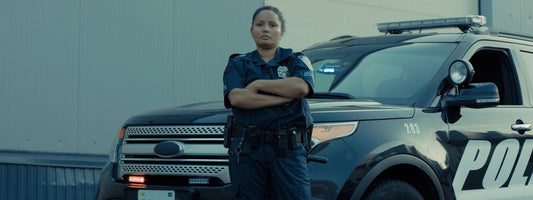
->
[523,0,533,34]
[78,0,176,154]
[1,0,263,155]
[492,0,522,31]
[0,0,80,153]
[172,0,262,106]
[5,0,525,157]
[475,0,530,34]
[267,0,479,51]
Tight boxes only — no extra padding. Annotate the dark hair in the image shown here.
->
[251,6,286,31]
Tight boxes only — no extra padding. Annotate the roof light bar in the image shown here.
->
[377,15,486,34]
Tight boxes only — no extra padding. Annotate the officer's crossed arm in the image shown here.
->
[246,77,310,98]
[227,77,309,110]
[227,88,293,110]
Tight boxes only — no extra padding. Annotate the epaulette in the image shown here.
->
[229,53,244,60]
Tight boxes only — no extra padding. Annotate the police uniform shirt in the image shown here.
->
[223,47,314,131]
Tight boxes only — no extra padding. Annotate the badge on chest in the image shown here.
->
[277,66,289,79]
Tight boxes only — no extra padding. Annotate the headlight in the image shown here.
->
[108,127,125,164]
[311,122,358,147]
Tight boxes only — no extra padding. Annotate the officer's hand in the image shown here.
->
[245,80,261,93]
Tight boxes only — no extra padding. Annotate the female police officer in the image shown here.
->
[223,6,314,200]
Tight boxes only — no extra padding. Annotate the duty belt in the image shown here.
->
[232,127,305,145]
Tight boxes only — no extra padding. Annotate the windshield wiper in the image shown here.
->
[310,92,355,99]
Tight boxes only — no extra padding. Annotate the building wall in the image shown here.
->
[1,0,528,199]
[480,0,533,34]
[0,164,100,200]
[0,0,262,156]
[268,0,480,51]
[0,151,103,200]
[1,0,505,158]
[1,1,263,199]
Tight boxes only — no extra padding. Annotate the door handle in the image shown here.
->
[511,119,532,135]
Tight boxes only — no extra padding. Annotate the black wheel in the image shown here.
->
[365,179,424,200]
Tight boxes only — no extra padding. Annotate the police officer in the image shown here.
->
[222,6,314,200]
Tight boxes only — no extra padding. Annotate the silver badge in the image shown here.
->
[277,66,289,79]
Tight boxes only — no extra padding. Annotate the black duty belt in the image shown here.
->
[232,127,304,145]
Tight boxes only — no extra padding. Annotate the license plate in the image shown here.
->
[138,190,175,200]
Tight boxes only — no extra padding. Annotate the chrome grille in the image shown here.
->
[118,125,230,184]
[125,125,224,136]
[122,164,227,175]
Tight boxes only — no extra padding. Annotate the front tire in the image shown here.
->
[365,179,424,200]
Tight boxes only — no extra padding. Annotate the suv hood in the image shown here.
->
[124,99,414,126]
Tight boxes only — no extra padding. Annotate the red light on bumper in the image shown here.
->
[128,176,145,184]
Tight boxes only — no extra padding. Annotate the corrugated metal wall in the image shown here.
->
[0,163,100,200]
[0,151,107,200]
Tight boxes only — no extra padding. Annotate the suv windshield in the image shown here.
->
[304,43,457,106]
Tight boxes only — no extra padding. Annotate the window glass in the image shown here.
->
[305,43,457,106]
[520,51,533,101]
[521,50,533,80]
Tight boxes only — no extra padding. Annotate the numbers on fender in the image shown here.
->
[404,123,420,135]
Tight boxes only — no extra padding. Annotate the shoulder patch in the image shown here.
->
[298,55,313,71]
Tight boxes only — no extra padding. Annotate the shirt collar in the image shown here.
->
[242,47,293,65]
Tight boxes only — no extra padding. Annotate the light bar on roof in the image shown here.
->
[376,15,486,34]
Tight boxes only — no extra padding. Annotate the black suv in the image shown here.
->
[96,16,533,200]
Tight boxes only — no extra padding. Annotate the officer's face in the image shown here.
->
[250,10,284,50]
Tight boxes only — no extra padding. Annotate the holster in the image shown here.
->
[276,129,288,156]
[289,128,298,150]
[249,127,260,150]
[304,124,313,153]
[223,115,234,148]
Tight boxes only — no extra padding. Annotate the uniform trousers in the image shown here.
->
[228,137,311,200]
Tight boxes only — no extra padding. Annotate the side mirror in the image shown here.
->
[442,59,499,108]
[442,83,499,108]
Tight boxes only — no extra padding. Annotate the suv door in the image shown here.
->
[517,47,533,105]
[447,41,533,199]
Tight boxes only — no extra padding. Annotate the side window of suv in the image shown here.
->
[521,50,533,66]
[520,50,533,92]
[469,49,521,105]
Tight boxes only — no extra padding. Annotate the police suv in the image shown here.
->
[96,16,533,200]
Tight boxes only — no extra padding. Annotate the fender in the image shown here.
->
[350,154,445,200]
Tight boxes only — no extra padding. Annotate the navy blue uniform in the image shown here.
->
[223,47,314,200]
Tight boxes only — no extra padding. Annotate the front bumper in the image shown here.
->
[95,163,233,200]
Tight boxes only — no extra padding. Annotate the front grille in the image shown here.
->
[118,125,230,184]
[121,164,227,175]
[126,126,224,136]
